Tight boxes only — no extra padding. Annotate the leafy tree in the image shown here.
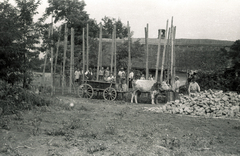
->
[229,40,240,71]
[116,40,144,69]
[0,1,40,87]
[101,16,129,39]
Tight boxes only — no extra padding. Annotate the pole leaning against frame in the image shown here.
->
[50,15,54,96]
[160,20,169,82]
[145,24,149,79]
[97,23,102,81]
[69,27,74,93]
[155,29,162,81]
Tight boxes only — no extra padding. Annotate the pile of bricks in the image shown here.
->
[145,89,240,118]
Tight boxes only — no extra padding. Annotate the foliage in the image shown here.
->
[101,16,130,39]
[116,39,144,69]
[229,40,240,71]
[0,1,40,87]
[0,80,52,115]
[197,70,240,93]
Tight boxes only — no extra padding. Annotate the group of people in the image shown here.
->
[75,67,201,100]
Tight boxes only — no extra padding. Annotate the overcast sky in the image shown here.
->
[9,0,240,41]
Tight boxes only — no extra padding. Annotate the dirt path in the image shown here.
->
[0,95,240,156]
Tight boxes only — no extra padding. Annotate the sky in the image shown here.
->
[8,0,240,41]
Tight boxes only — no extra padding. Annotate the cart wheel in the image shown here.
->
[78,84,94,99]
[155,93,167,104]
[103,87,117,101]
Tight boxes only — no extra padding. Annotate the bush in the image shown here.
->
[197,69,240,93]
[0,80,52,115]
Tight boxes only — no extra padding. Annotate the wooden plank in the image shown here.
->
[62,23,68,95]
[172,26,176,84]
[166,27,171,84]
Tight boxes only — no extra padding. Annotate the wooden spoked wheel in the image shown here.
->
[155,93,167,104]
[78,84,94,99]
[103,87,117,101]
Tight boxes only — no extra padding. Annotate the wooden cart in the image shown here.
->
[78,80,121,101]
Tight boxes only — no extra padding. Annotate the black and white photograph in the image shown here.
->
[0,0,240,155]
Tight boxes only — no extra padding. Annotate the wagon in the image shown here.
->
[78,80,124,101]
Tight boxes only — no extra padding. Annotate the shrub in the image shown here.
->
[0,80,52,115]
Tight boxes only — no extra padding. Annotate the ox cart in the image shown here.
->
[78,80,172,104]
[78,80,125,101]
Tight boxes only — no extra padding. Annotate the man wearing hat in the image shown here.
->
[173,76,181,100]
[118,67,126,91]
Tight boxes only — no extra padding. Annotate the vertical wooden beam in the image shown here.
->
[160,20,169,82]
[110,29,114,73]
[50,15,54,96]
[54,26,61,94]
[145,24,149,79]
[166,27,171,84]
[170,16,174,85]
[127,21,131,89]
[172,26,177,85]
[86,23,89,71]
[42,26,50,87]
[62,23,67,95]
[114,25,117,79]
[97,23,102,81]
[69,27,74,93]
[82,28,85,82]
[155,29,161,81]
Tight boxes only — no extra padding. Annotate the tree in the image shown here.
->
[101,16,129,39]
[229,40,240,71]
[0,1,40,87]
[116,40,144,69]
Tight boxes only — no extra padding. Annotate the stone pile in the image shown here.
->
[145,89,240,118]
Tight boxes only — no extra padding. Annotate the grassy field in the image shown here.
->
[0,93,240,156]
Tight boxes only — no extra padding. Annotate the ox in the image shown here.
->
[131,80,161,104]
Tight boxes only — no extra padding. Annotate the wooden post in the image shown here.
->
[54,26,61,94]
[62,23,67,95]
[127,21,131,90]
[155,29,161,81]
[160,20,169,82]
[50,16,54,96]
[110,30,114,73]
[82,28,85,82]
[145,24,149,79]
[86,23,89,71]
[170,17,174,86]
[166,27,171,85]
[172,26,176,85]
[42,26,51,87]
[97,23,102,81]
[114,25,117,79]
[69,27,74,93]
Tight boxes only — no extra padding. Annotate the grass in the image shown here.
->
[0,94,240,156]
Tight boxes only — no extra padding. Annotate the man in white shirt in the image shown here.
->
[74,69,81,83]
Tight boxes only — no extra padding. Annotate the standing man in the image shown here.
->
[74,69,81,84]
[99,67,104,81]
[118,67,126,91]
[128,70,134,88]
[173,76,180,101]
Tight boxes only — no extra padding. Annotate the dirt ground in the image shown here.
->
[0,94,240,156]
